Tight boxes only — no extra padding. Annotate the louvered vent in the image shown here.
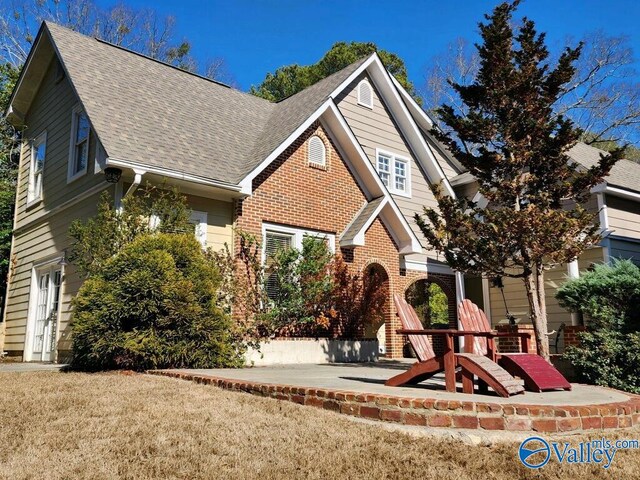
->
[308,135,326,166]
[358,80,373,108]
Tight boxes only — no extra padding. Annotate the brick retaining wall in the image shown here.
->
[150,370,640,433]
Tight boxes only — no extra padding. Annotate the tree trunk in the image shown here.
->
[523,267,551,361]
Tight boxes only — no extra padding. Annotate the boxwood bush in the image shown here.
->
[71,233,245,371]
[556,259,640,393]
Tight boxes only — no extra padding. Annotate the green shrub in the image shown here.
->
[71,233,244,371]
[556,259,640,392]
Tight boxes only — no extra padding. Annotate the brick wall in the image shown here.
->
[495,324,537,354]
[563,325,586,349]
[234,121,413,358]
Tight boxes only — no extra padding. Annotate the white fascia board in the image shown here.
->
[364,56,456,198]
[389,74,435,130]
[352,198,388,246]
[106,157,243,193]
[324,102,422,253]
[238,99,334,195]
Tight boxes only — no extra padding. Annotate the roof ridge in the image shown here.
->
[43,20,273,105]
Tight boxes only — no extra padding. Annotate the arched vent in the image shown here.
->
[357,80,373,108]
[308,135,326,167]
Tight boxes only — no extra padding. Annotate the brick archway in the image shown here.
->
[360,262,391,356]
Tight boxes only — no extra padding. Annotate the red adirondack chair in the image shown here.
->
[386,294,524,398]
[458,299,571,392]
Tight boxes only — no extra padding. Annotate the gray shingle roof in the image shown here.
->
[448,142,640,194]
[341,197,385,245]
[45,22,368,185]
[567,142,640,194]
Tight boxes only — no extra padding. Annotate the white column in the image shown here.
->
[455,271,465,331]
[597,192,611,264]
[567,259,580,326]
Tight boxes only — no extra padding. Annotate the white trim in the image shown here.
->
[402,258,456,275]
[334,54,456,198]
[375,148,411,197]
[261,223,336,265]
[567,260,580,326]
[357,79,373,109]
[602,185,640,202]
[67,104,89,183]
[239,100,334,194]
[190,210,208,248]
[23,255,63,362]
[107,157,243,193]
[389,74,435,129]
[340,198,388,247]
[27,130,47,206]
[482,277,492,323]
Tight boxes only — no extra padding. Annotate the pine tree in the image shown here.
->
[418,1,625,360]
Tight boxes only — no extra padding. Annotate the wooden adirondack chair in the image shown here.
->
[458,299,571,392]
[386,294,524,397]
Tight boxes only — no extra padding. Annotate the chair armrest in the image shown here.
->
[397,329,501,337]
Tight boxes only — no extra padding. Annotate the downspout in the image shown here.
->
[125,169,146,198]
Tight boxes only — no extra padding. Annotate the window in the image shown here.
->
[308,135,326,167]
[376,149,410,196]
[27,132,47,204]
[262,224,336,300]
[68,106,89,182]
[357,79,373,108]
[189,211,208,248]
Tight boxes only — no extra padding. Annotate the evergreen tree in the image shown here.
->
[418,1,625,359]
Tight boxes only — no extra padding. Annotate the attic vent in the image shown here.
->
[308,135,326,167]
[357,80,373,108]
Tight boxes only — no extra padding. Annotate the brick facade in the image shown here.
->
[232,121,454,358]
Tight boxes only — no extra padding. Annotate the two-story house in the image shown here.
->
[2,22,639,362]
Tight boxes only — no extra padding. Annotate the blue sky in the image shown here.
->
[97,0,640,91]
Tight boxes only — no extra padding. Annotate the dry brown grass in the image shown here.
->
[1,371,639,479]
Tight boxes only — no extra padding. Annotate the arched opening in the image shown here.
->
[404,278,453,357]
[361,263,389,355]
[405,279,450,328]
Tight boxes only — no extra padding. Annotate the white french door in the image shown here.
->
[31,267,62,362]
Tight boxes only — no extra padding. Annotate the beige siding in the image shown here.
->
[185,194,234,252]
[336,73,439,261]
[15,56,105,231]
[607,195,640,240]
[488,247,605,330]
[3,188,110,355]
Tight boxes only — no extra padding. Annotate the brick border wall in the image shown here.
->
[150,370,640,433]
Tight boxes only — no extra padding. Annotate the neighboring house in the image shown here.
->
[2,22,638,363]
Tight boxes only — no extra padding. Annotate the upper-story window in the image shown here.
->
[357,79,373,109]
[27,132,47,204]
[68,105,89,183]
[308,135,327,167]
[376,149,410,196]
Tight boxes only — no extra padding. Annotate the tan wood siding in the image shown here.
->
[336,73,439,261]
[607,195,640,240]
[185,194,234,252]
[488,247,605,330]
[3,188,111,354]
[15,57,105,231]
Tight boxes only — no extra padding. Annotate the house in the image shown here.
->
[2,22,639,363]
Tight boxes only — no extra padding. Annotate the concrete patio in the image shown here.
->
[151,359,640,433]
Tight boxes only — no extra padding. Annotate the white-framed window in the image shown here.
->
[376,149,411,197]
[27,131,47,205]
[308,135,327,167]
[67,105,90,183]
[262,223,336,299]
[189,211,208,248]
[357,79,373,109]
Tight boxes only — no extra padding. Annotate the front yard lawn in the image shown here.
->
[1,371,638,479]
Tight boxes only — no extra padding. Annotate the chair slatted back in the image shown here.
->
[393,294,435,362]
[458,299,490,355]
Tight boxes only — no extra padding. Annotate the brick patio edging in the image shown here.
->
[148,370,640,433]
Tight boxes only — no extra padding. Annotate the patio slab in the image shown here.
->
[150,360,640,433]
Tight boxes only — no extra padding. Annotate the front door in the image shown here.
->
[31,268,61,362]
